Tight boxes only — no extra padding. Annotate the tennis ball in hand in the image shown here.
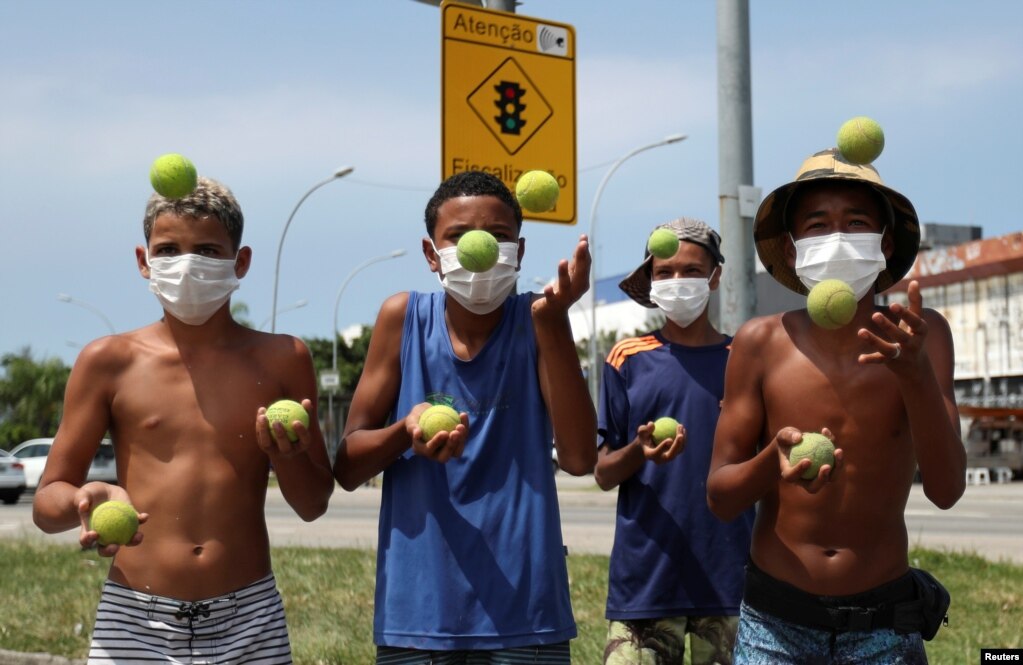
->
[265,399,310,442]
[788,432,836,480]
[149,153,198,199]
[515,170,560,213]
[90,500,139,546]
[647,229,680,259]
[836,117,885,165]
[651,416,680,443]
[456,229,500,273]
[419,404,460,441]
[807,279,857,329]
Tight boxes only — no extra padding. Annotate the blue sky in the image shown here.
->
[2,1,1021,366]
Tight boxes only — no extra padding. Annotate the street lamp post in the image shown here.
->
[258,299,309,331]
[587,134,687,402]
[270,166,354,333]
[326,249,407,455]
[56,293,116,334]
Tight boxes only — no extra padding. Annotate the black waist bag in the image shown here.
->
[893,568,950,640]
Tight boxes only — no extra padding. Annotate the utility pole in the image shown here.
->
[716,0,756,334]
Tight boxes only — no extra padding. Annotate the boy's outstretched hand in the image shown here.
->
[76,482,149,557]
[532,234,591,320]
[858,280,928,368]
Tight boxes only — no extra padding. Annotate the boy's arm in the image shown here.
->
[33,338,146,554]
[333,294,413,490]
[858,281,966,509]
[706,318,780,521]
[532,235,597,476]
[256,336,334,521]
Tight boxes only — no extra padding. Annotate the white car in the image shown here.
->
[9,438,118,489]
[0,450,28,504]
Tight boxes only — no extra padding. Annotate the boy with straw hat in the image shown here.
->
[707,148,964,663]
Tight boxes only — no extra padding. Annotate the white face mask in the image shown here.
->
[147,252,240,325]
[649,271,714,328]
[793,232,886,300]
[434,241,520,315]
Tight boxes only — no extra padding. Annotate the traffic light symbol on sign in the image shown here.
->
[494,81,527,136]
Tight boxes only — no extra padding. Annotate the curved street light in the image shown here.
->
[326,248,407,453]
[587,134,687,402]
[258,298,309,331]
[270,166,355,333]
[57,293,116,335]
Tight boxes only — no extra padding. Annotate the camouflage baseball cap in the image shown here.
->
[754,148,920,294]
[619,217,724,308]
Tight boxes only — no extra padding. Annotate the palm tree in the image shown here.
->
[0,348,71,449]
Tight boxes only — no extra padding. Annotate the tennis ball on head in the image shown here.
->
[836,116,885,165]
[419,404,460,441]
[515,170,560,213]
[456,229,500,273]
[788,432,836,480]
[651,416,680,443]
[807,279,857,330]
[149,153,198,199]
[647,229,680,259]
[90,500,139,547]
[265,399,310,442]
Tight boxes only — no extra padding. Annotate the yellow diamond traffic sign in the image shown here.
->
[468,57,553,156]
[442,1,576,224]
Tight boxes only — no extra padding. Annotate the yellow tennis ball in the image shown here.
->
[836,116,885,165]
[149,153,198,199]
[418,404,460,441]
[647,229,680,259]
[651,416,679,443]
[90,500,139,546]
[456,229,500,273]
[265,399,310,442]
[515,170,560,213]
[807,279,857,330]
[788,432,836,480]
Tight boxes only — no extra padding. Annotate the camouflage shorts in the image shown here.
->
[604,615,738,665]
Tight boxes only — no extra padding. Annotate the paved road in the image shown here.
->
[4,476,1021,564]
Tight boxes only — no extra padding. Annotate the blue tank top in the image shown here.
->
[374,291,576,650]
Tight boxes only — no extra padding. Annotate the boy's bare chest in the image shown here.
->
[762,346,905,436]
[114,352,284,442]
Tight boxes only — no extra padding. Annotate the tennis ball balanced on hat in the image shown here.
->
[515,170,560,213]
[419,404,461,440]
[457,229,500,273]
[836,116,885,165]
[265,399,310,442]
[149,153,198,199]
[90,500,140,546]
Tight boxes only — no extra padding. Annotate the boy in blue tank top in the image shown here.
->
[334,171,597,665]
[595,218,754,665]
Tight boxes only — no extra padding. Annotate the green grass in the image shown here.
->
[0,539,1019,664]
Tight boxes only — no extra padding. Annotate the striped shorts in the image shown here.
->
[88,574,292,664]
[376,642,571,664]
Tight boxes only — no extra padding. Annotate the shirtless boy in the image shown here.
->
[333,170,596,664]
[33,176,334,664]
[707,149,965,663]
